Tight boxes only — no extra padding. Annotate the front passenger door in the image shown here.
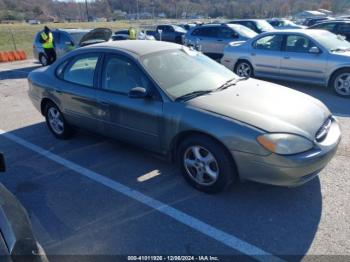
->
[279,34,327,83]
[98,54,163,151]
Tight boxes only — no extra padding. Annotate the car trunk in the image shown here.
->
[79,28,112,47]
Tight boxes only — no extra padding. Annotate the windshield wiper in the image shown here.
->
[331,48,350,52]
[215,77,247,91]
[175,90,213,102]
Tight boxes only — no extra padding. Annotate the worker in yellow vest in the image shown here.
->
[128,27,137,40]
[40,26,56,65]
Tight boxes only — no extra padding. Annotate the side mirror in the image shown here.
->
[309,46,320,54]
[129,87,149,99]
[232,33,239,39]
[0,153,5,172]
[65,41,74,46]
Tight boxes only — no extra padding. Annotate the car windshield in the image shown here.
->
[312,30,350,51]
[69,32,90,44]
[141,48,236,100]
[173,25,187,33]
[229,24,257,38]
[256,20,274,31]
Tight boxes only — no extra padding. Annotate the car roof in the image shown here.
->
[258,29,335,38]
[55,28,91,34]
[83,40,181,56]
[313,20,350,24]
[230,19,264,22]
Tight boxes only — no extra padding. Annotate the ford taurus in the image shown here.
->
[28,41,341,193]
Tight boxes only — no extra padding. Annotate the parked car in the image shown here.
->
[221,29,350,96]
[112,29,155,41]
[178,23,196,31]
[153,24,187,43]
[0,153,48,261]
[183,23,257,60]
[303,17,334,27]
[33,28,112,66]
[309,20,350,41]
[228,19,274,33]
[267,18,306,29]
[27,40,341,193]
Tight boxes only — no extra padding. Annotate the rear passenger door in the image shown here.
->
[250,34,283,76]
[57,53,104,133]
[158,26,175,42]
[190,26,218,56]
[215,26,239,55]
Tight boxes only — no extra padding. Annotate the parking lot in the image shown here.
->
[0,59,349,260]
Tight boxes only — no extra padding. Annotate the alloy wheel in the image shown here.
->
[236,62,252,78]
[47,107,64,135]
[183,145,219,186]
[334,72,350,96]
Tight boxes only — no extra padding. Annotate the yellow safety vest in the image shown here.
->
[41,32,54,49]
[129,28,137,40]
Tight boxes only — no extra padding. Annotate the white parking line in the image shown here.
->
[0,129,283,262]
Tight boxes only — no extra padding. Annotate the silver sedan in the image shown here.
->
[28,41,341,193]
[221,29,350,97]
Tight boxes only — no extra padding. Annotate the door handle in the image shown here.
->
[251,53,256,56]
[97,100,110,107]
[217,39,223,42]
[284,56,291,59]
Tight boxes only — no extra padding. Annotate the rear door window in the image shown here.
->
[218,27,235,39]
[253,34,283,51]
[63,54,99,87]
[191,27,217,38]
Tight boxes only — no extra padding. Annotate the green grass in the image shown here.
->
[0,21,135,58]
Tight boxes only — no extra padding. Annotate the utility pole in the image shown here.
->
[136,0,139,20]
[85,0,89,22]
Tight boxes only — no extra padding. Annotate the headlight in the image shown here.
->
[257,133,314,155]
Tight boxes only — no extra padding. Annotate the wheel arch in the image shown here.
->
[234,58,254,73]
[170,130,238,173]
[40,98,57,116]
[328,66,350,87]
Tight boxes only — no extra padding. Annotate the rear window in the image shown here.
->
[69,32,89,45]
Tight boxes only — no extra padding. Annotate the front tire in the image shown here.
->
[235,60,254,78]
[329,69,350,97]
[44,102,72,139]
[178,135,237,193]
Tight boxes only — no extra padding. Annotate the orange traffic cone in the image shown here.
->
[18,50,27,60]
[6,52,15,61]
[10,51,20,61]
[0,52,9,62]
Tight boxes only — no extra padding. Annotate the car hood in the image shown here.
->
[332,51,350,58]
[187,79,331,140]
[79,28,112,46]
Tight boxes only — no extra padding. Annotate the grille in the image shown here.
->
[315,118,332,142]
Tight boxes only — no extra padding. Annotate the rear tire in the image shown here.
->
[177,135,237,193]
[175,36,183,44]
[235,60,254,78]
[39,53,48,66]
[329,69,350,97]
[44,101,72,139]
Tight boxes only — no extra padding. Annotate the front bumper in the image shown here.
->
[232,118,341,186]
